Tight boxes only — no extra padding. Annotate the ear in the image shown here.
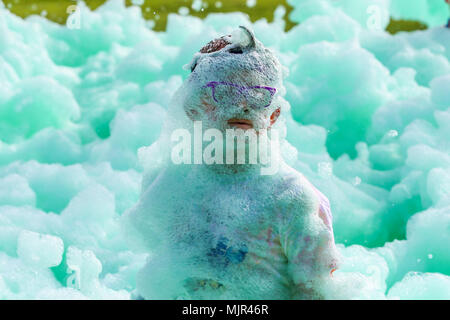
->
[270,108,281,126]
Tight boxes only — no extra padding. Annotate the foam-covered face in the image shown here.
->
[183,26,284,132]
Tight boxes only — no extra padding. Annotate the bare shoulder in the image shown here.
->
[271,164,335,238]
[272,164,321,219]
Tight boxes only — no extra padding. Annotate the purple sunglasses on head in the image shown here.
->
[203,81,277,109]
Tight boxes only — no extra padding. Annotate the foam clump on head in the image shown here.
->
[187,26,284,90]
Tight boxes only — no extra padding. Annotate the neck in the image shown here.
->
[202,161,266,176]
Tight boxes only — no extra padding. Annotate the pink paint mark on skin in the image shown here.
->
[201,99,217,121]
[318,207,330,230]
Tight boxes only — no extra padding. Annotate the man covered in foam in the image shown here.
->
[124,26,339,299]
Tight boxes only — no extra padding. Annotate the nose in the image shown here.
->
[240,101,250,113]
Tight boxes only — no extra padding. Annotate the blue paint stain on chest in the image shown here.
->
[208,236,248,267]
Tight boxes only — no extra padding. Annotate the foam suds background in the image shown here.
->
[0,0,449,299]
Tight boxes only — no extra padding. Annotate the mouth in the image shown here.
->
[227,118,254,130]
